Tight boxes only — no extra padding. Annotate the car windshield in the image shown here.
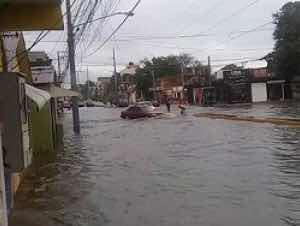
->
[127,106,139,112]
[142,106,154,112]
[136,102,152,107]
[3,1,300,226]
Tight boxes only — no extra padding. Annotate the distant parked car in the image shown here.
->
[121,106,162,119]
[86,99,95,107]
[70,101,85,107]
[86,99,105,107]
[78,101,86,107]
[63,101,71,109]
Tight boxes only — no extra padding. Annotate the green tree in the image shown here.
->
[135,53,196,100]
[273,2,300,81]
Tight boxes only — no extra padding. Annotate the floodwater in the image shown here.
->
[10,104,300,226]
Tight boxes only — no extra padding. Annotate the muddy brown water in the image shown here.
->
[10,104,300,226]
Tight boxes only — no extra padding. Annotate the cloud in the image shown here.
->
[25,0,289,76]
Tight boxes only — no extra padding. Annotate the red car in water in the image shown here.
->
[121,106,161,119]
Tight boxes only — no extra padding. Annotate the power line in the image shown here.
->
[206,0,261,32]
[215,21,273,47]
[229,22,273,40]
[75,0,123,56]
[85,0,142,57]
[27,24,273,44]
[144,0,226,54]
[109,26,272,41]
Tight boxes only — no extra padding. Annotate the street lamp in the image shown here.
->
[74,11,135,28]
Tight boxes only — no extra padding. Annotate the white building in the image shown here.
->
[120,63,139,105]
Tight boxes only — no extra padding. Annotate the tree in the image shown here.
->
[273,2,300,81]
[135,53,197,100]
[135,68,153,100]
[78,80,96,100]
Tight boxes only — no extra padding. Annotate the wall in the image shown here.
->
[291,83,300,100]
[30,102,55,166]
[251,83,267,102]
[0,126,8,226]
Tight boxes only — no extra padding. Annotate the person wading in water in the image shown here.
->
[177,98,186,115]
[166,98,171,113]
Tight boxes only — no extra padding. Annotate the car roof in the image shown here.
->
[136,101,152,105]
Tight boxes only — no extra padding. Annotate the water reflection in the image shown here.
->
[9,105,300,226]
[271,128,300,225]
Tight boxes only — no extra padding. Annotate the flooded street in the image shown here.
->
[10,105,300,226]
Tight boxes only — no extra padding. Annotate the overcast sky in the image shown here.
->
[25,0,290,83]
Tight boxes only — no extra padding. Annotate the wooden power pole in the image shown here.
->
[66,0,80,134]
[208,56,211,86]
[151,70,156,101]
[113,48,118,92]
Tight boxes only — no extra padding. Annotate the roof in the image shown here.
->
[244,60,267,69]
[28,51,51,63]
[47,86,80,98]
[120,65,138,76]
[267,80,285,84]
[25,84,51,109]
[97,77,111,83]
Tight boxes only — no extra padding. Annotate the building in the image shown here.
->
[28,51,79,150]
[96,77,111,102]
[0,2,64,224]
[246,60,289,102]
[213,60,289,105]
[28,51,56,84]
[184,65,213,105]
[119,62,139,105]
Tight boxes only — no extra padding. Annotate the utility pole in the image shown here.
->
[151,70,156,101]
[57,51,64,84]
[113,48,118,92]
[86,66,89,100]
[66,0,80,134]
[180,62,185,100]
[208,56,211,87]
[56,52,60,84]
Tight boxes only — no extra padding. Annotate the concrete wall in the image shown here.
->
[251,83,267,102]
[30,102,55,166]
[291,83,300,100]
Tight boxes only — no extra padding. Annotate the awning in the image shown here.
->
[267,80,285,85]
[25,84,51,109]
[48,86,80,98]
[0,0,63,31]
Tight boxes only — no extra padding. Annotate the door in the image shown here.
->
[251,83,267,103]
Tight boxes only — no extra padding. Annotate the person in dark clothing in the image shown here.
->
[2,146,9,169]
[177,98,186,115]
[166,98,171,112]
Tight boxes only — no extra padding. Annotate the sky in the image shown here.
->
[24,0,290,83]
